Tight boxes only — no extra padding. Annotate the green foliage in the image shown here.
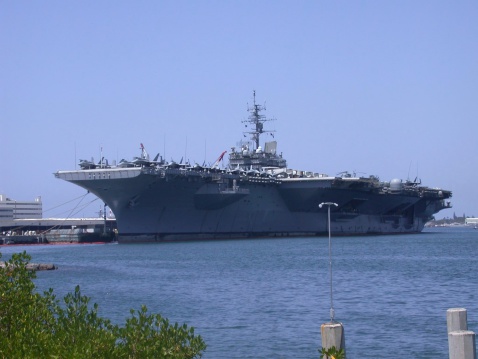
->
[0,252,56,358]
[51,286,117,358]
[319,345,345,359]
[0,251,206,359]
[116,306,206,359]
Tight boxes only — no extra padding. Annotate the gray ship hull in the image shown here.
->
[56,167,450,242]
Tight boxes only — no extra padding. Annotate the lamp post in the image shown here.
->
[319,202,338,323]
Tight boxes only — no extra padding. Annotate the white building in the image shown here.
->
[465,217,478,225]
[0,194,43,220]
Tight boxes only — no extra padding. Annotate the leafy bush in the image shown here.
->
[0,251,206,358]
[319,345,345,359]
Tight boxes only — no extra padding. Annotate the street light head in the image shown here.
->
[319,202,338,208]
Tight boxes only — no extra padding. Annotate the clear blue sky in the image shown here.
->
[1,1,477,219]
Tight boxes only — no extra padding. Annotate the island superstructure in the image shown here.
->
[55,92,452,242]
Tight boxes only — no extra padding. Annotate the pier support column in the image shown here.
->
[447,308,476,359]
[448,308,468,333]
[321,322,345,358]
[448,331,476,359]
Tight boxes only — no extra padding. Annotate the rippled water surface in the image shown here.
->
[2,227,477,358]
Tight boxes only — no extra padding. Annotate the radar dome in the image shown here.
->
[390,179,403,192]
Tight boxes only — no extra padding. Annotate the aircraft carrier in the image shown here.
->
[55,92,452,242]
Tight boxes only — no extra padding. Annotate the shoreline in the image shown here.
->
[0,241,114,248]
[0,261,57,271]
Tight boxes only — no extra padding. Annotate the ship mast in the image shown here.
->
[242,91,275,150]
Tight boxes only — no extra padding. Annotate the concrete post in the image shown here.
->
[321,322,345,358]
[447,308,476,359]
[448,331,476,359]
[448,308,468,333]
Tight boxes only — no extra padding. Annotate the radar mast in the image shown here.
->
[229,92,286,170]
[242,91,276,150]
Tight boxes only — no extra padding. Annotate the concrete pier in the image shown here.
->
[448,331,476,359]
[321,322,345,358]
[447,308,476,359]
[448,308,469,332]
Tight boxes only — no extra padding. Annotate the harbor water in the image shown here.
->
[1,227,477,358]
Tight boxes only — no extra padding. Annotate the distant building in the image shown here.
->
[0,194,42,220]
[465,218,478,225]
